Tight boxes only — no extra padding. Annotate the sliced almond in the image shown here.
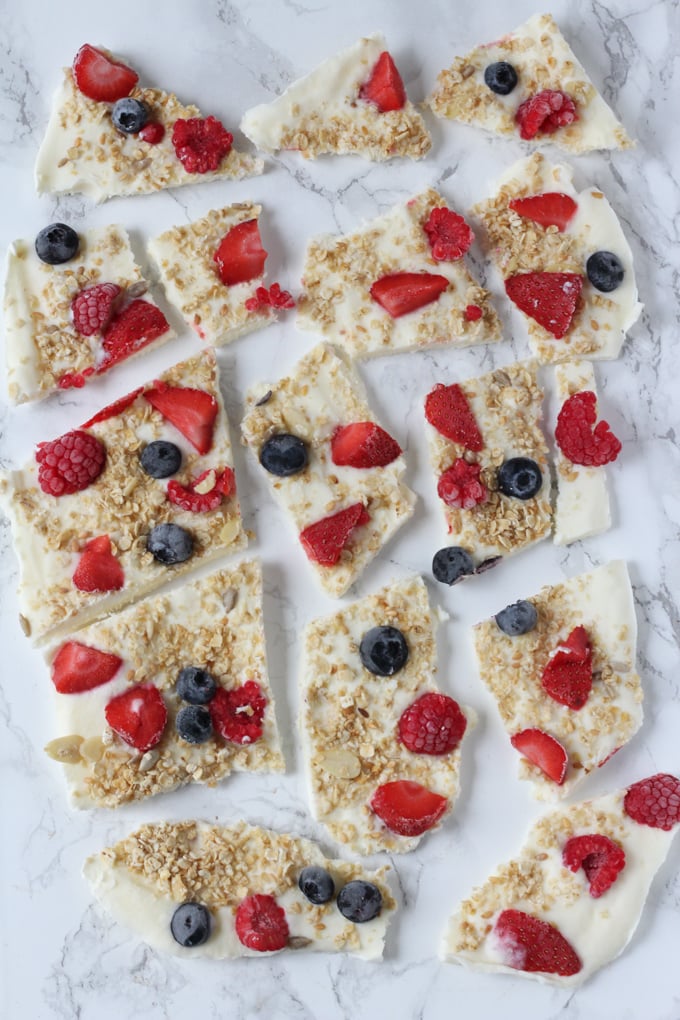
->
[220,517,240,545]
[320,749,361,780]
[138,749,160,772]
[194,470,217,495]
[44,735,84,764]
[222,587,238,612]
[80,737,105,763]
[288,936,312,950]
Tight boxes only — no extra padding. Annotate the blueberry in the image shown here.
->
[359,626,409,676]
[140,440,182,479]
[176,704,213,743]
[484,61,518,95]
[432,546,475,586]
[176,666,217,704]
[495,600,538,636]
[298,866,335,905]
[497,457,543,500]
[337,880,382,923]
[35,223,80,265]
[147,523,194,564]
[259,434,308,477]
[111,97,150,134]
[170,902,212,947]
[586,251,624,293]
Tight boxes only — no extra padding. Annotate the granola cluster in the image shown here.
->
[276,103,431,161]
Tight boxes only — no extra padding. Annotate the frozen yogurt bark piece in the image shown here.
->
[44,562,282,807]
[472,153,641,362]
[36,44,262,201]
[442,774,680,986]
[4,222,173,404]
[427,13,633,153]
[85,820,396,958]
[297,189,500,358]
[241,343,415,598]
[474,560,641,799]
[241,34,430,161]
[301,575,472,854]
[0,350,245,645]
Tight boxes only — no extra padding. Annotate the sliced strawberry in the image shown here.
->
[370,272,449,318]
[235,894,289,952]
[424,383,483,450]
[370,779,448,836]
[98,300,170,374]
[72,535,124,592]
[210,680,267,744]
[510,728,568,785]
[330,422,401,468]
[104,683,167,752]
[509,193,578,232]
[494,910,582,977]
[358,51,406,112]
[505,272,582,340]
[166,467,236,513]
[51,641,122,694]
[72,44,138,103]
[213,220,267,287]
[144,383,218,455]
[81,387,144,428]
[299,503,370,567]
[562,834,626,898]
[541,626,593,710]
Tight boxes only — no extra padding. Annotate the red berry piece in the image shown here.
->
[36,430,106,496]
[358,51,406,112]
[370,272,449,318]
[623,773,680,830]
[58,368,95,390]
[139,122,165,144]
[172,115,233,174]
[98,299,170,374]
[299,503,370,567]
[464,304,482,322]
[81,388,143,429]
[105,683,167,752]
[425,383,483,451]
[245,282,295,312]
[510,728,568,785]
[72,44,138,103]
[72,535,124,592]
[210,680,267,744]
[71,282,121,336]
[423,207,474,261]
[505,271,582,340]
[370,779,448,836]
[331,422,401,468]
[555,390,622,467]
[541,626,593,710]
[494,909,582,977]
[515,90,579,140]
[509,192,578,232]
[398,692,467,755]
[437,458,487,509]
[144,383,218,455]
[562,834,626,898]
[166,467,236,513]
[235,894,289,952]
[213,219,267,287]
[51,641,122,694]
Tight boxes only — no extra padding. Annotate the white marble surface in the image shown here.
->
[1,0,679,1017]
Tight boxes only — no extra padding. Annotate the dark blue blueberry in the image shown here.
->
[432,546,475,586]
[170,902,212,947]
[140,440,182,479]
[484,61,518,95]
[298,866,335,905]
[495,600,538,636]
[586,251,624,293]
[175,704,213,744]
[112,97,150,134]
[147,523,194,564]
[259,433,308,477]
[35,223,80,265]
[497,457,542,500]
[337,880,382,923]
[359,626,409,677]
[176,666,217,704]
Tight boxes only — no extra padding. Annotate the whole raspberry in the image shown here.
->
[71,282,121,336]
[171,116,233,174]
[562,834,626,898]
[398,692,467,755]
[209,680,267,744]
[555,390,622,467]
[423,207,474,260]
[516,90,579,140]
[235,894,289,952]
[623,773,680,830]
[36,430,106,496]
[437,459,487,509]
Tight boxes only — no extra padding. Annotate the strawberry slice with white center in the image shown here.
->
[505,271,583,339]
[370,272,449,318]
[330,422,401,468]
[509,193,578,232]
[166,467,236,512]
[98,300,170,374]
[358,51,406,112]
[72,535,125,592]
[213,219,267,286]
[493,910,582,977]
[51,641,123,694]
[105,684,167,753]
[299,503,370,566]
[144,383,218,455]
[370,779,448,836]
[72,44,139,103]
[510,728,568,784]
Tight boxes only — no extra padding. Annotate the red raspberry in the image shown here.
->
[58,367,95,389]
[398,692,467,755]
[437,459,487,509]
[516,90,579,140]
[555,390,622,467]
[235,894,289,952]
[464,304,483,322]
[562,834,626,898]
[245,283,295,312]
[36,430,106,496]
[139,122,165,144]
[171,116,233,174]
[623,773,680,830]
[423,207,474,261]
[71,282,121,336]
[494,910,582,977]
[209,680,267,745]
[166,467,235,513]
